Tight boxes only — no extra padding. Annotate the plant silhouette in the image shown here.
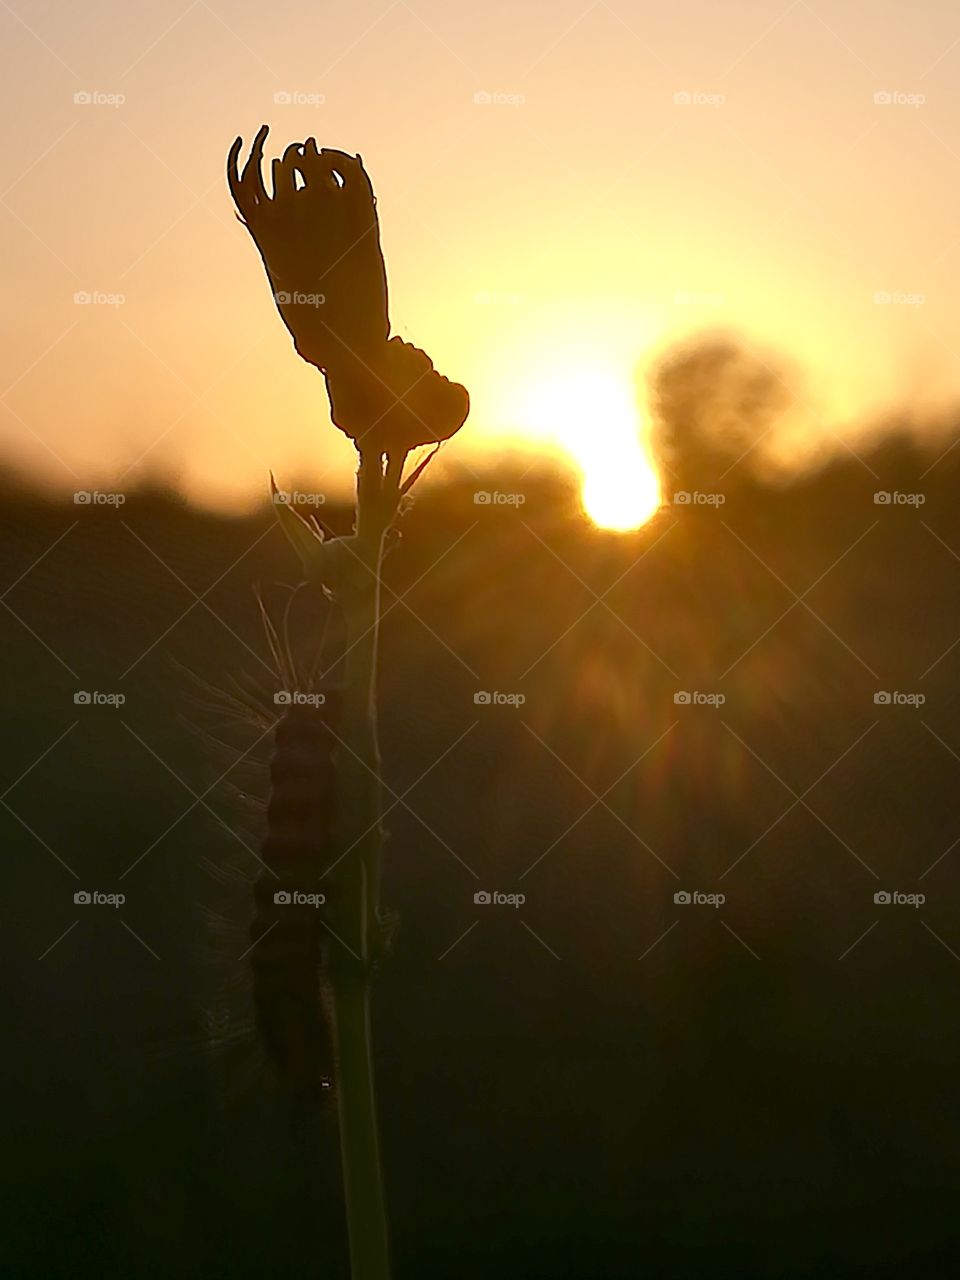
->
[229,125,470,1280]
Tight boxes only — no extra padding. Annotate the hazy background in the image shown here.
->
[6,3,960,1276]
[5,430,960,1276]
[4,0,960,509]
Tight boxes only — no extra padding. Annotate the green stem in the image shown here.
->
[327,453,397,1280]
[337,478,388,953]
[330,975,390,1280]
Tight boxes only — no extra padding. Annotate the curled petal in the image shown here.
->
[241,124,269,208]
[226,129,389,368]
[298,137,323,188]
[322,148,376,215]
[324,338,469,455]
[277,142,305,200]
[227,136,245,216]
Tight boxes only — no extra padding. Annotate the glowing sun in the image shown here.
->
[516,368,662,531]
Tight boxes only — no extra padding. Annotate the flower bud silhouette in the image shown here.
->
[228,126,389,369]
[227,122,471,1280]
[325,337,470,456]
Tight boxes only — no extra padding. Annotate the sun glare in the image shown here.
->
[516,368,662,531]
[580,448,661,532]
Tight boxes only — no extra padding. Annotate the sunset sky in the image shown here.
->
[3,0,960,516]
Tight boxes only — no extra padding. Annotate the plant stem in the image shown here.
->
[336,468,388,955]
[328,453,396,1280]
[330,974,390,1280]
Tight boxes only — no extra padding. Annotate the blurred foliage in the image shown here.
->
[2,429,960,1277]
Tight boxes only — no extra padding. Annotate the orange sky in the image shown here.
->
[3,0,960,511]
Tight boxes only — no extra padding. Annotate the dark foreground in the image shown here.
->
[3,429,960,1277]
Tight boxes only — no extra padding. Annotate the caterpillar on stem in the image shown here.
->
[179,582,346,1108]
[248,584,344,1104]
[249,690,340,1102]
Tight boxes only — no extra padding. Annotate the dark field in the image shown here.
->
[3,427,960,1277]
